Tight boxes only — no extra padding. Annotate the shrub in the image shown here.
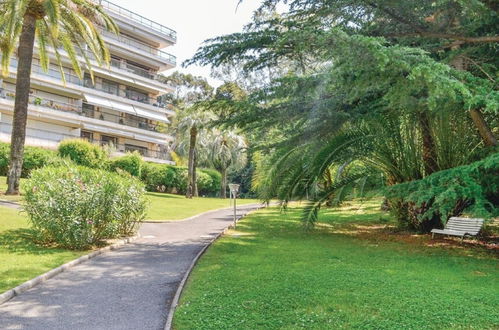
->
[22,146,60,177]
[199,169,221,196]
[109,152,144,177]
[58,139,108,168]
[385,153,499,232]
[141,162,177,192]
[23,163,147,249]
[0,142,62,177]
[0,142,9,176]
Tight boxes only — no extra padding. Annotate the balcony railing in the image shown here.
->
[84,138,171,160]
[6,58,168,109]
[97,0,177,41]
[100,29,176,65]
[1,88,82,114]
[0,88,168,134]
[82,107,168,133]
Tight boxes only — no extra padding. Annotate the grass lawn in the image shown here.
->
[0,206,87,293]
[145,192,260,221]
[0,176,24,202]
[1,176,260,221]
[174,199,499,329]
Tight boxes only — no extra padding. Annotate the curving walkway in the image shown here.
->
[0,203,260,330]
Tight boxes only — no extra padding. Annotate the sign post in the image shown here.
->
[228,183,240,228]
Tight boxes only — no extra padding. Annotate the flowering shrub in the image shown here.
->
[23,163,147,249]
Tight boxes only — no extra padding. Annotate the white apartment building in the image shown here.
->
[0,0,176,164]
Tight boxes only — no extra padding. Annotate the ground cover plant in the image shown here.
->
[174,199,499,329]
[0,206,87,293]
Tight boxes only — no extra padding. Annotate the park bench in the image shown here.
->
[431,217,484,241]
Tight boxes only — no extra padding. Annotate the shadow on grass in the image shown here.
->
[0,228,67,255]
[146,192,183,200]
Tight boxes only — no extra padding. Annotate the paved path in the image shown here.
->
[0,200,21,209]
[0,204,260,330]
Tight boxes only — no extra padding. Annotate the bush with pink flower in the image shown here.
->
[23,162,147,249]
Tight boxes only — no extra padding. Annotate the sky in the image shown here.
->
[116,0,262,87]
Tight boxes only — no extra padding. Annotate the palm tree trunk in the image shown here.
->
[220,167,227,199]
[193,150,199,197]
[6,14,37,195]
[186,126,197,198]
[469,109,497,147]
[418,111,438,176]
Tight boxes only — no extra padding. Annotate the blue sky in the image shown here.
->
[116,0,261,86]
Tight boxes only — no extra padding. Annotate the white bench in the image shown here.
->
[431,217,484,241]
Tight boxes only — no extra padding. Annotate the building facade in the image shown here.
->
[0,0,176,164]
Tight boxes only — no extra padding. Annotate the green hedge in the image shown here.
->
[140,162,220,196]
[109,152,143,177]
[0,142,61,178]
[58,139,108,169]
[385,153,499,232]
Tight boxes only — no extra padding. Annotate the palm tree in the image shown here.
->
[0,0,117,194]
[207,129,247,198]
[174,110,215,198]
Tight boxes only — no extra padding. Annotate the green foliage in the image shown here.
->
[109,152,144,177]
[386,153,499,232]
[23,163,147,249]
[200,169,222,196]
[140,163,221,196]
[0,142,62,178]
[57,139,108,169]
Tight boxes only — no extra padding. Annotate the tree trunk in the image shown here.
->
[193,150,199,197]
[220,167,227,199]
[450,50,497,147]
[469,109,497,147]
[186,126,197,198]
[418,111,438,176]
[6,14,37,195]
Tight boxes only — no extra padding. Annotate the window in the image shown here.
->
[80,131,93,141]
[82,103,95,118]
[125,144,148,156]
[101,79,119,96]
[101,135,117,147]
[125,88,149,104]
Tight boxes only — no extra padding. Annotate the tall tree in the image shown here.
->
[0,0,118,194]
[208,130,247,198]
[162,72,214,198]
[175,109,216,198]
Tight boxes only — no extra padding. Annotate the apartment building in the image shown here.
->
[0,0,176,164]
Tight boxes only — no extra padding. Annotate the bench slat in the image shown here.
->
[432,217,484,239]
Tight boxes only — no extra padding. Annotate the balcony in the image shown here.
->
[97,0,177,42]
[84,138,172,162]
[6,58,169,109]
[0,88,168,135]
[100,29,176,66]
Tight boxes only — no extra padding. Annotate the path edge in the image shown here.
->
[164,205,265,330]
[0,234,140,305]
[142,202,264,223]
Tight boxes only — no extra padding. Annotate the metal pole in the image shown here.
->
[233,192,237,228]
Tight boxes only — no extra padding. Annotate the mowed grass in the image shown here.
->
[145,192,260,221]
[0,206,87,293]
[174,199,499,329]
[0,176,24,202]
[1,176,260,221]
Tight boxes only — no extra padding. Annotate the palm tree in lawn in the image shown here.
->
[0,0,118,195]
[174,109,216,198]
[207,129,247,199]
